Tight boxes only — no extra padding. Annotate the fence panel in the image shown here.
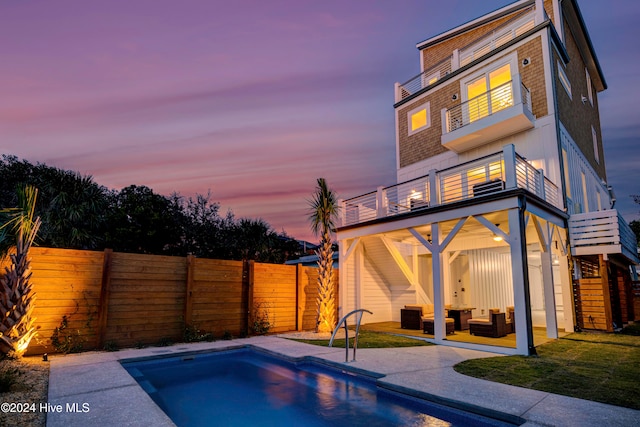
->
[190,258,245,337]
[3,247,339,355]
[103,252,187,348]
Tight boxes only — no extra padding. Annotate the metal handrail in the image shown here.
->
[329,308,372,362]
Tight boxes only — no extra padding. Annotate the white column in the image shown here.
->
[431,223,445,341]
[540,247,558,338]
[355,243,364,310]
[429,169,438,207]
[503,144,518,189]
[376,186,386,219]
[452,49,460,71]
[509,206,535,355]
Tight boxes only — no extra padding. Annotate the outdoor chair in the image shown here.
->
[468,308,507,338]
[400,305,432,330]
[506,306,515,334]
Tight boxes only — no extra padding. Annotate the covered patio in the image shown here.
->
[337,146,571,356]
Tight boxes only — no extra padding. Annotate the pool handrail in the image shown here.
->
[329,308,373,362]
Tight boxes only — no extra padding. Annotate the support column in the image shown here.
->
[540,249,558,338]
[431,223,445,341]
[509,204,535,355]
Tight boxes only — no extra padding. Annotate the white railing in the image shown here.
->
[444,79,531,134]
[568,210,639,262]
[343,191,377,225]
[394,3,545,103]
[340,145,560,227]
[459,6,535,67]
[397,56,452,101]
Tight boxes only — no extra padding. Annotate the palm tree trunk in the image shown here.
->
[315,229,336,333]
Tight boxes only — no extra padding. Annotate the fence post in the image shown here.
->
[296,264,305,331]
[244,260,255,334]
[184,254,195,326]
[97,249,113,348]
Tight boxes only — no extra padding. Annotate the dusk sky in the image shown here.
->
[2,0,639,242]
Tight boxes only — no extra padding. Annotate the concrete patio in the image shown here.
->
[46,336,640,427]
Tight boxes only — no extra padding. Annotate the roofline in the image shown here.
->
[416,0,534,50]
[563,0,607,90]
[395,21,565,109]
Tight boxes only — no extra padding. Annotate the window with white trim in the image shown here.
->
[557,61,571,99]
[408,103,431,135]
[585,68,593,105]
[581,171,589,213]
[592,126,599,164]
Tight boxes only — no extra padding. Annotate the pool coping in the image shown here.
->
[46,336,640,427]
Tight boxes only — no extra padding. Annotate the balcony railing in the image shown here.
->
[397,56,452,101]
[444,80,531,133]
[458,6,536,67]
[340,145,560,227]
[569,210,640,263]
[395,2,545,103]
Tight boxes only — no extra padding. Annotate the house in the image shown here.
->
[336,0,638,356]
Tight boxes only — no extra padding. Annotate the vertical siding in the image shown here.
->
[468,249,514,316]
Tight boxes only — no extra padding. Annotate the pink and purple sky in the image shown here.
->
[2,0,639,242]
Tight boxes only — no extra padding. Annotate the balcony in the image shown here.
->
[395,4,541,102]
[340,145,560,228]
[568,210,640,263]
[441,75,535,153]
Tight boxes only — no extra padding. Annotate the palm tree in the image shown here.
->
[0,186,41,357]
[308,178,339,333]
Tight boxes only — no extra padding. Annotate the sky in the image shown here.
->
[1,0,639,242]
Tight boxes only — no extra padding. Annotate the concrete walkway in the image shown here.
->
[46,336,640,427]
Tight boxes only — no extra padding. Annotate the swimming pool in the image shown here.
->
[122,348,516,427]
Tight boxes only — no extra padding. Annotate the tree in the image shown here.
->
[104,185,184,255]
[308,178,339,333]
[0,155,110,250]
[0,186,41,357]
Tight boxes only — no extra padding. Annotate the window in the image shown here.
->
[465,63,513,123]
[581,171,589,212]
[585,69,593,105]
[562,148,571,198]
[423,72,439,87]
[592,126,599,164]
[408,103,431,135]
[558,61,571,98]
[596,190,602,211]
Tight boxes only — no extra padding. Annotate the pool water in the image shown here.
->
[122,348,515,427]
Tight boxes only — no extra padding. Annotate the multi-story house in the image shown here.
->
[336,0,638,356]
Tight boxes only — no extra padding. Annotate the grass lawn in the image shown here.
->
[454,325,640,410]
[292,330,432,348]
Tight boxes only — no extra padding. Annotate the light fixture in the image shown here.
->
[492,223,502,241]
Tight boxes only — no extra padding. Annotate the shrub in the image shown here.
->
[251,302,273,335]
[51,315,85,354]
[183,324,213,343]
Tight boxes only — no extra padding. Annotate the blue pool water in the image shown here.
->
[122,348,516,427]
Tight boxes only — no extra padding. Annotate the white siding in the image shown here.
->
[467,249,515,317]
[560,123,610,215]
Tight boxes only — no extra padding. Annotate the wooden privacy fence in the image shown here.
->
[4,247,338,355]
